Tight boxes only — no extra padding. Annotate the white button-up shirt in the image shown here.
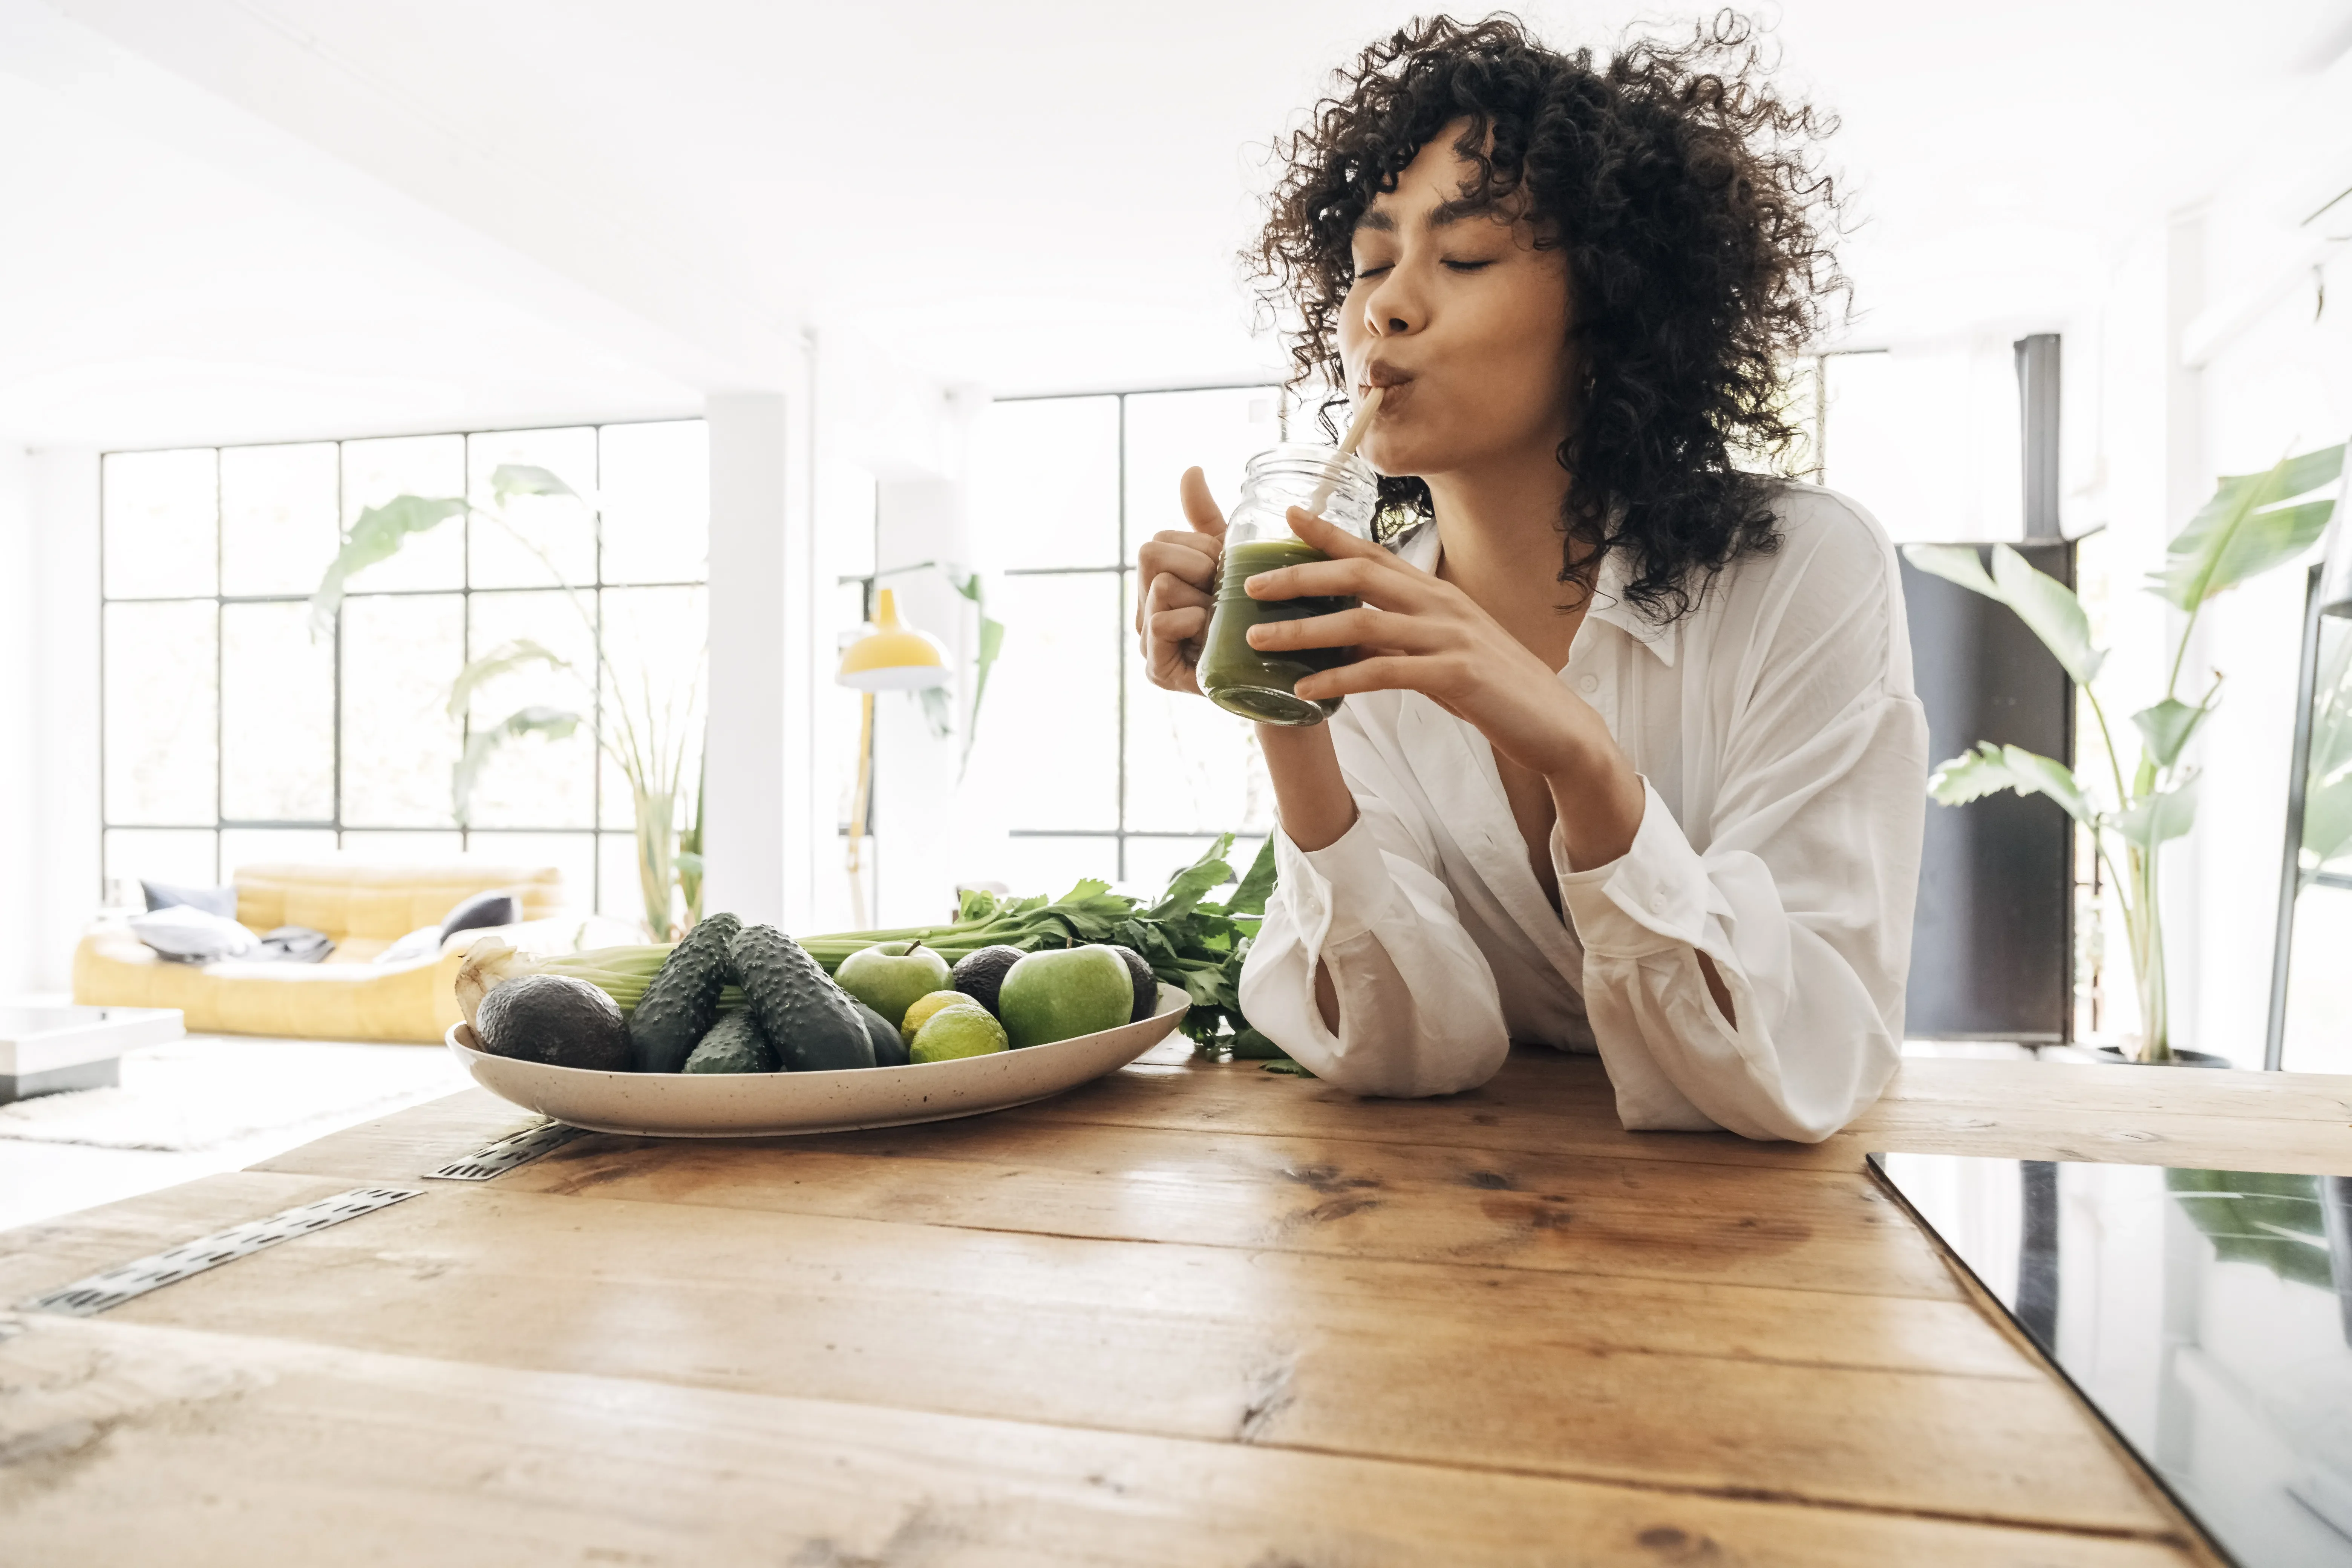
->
[1240,483,1929,1142]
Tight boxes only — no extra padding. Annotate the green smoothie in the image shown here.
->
[1199,537,1358,725]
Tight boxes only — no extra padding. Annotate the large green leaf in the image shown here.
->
[2130,697,2208,770]
[1149,833,1239,922]
[1928,742,2091,825]
[490,464,583,503]
[2302,773,2352,874]
[453,705,581,825]
[1902,544,2104,684]
[1223,835,1279,917]
[1990,545,2104,684]
[309,495,466,637]
[1903,543,1999,598]
[2113,776,2199,849]
[2167,1168,2335,1291]
[446,639,572,720]
[2150,444,2343,610]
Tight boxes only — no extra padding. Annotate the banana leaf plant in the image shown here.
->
[1905,442,2344,1062]
[310,464,705,940]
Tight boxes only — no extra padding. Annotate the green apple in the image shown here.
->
[834,940,952,1031]
[997,945,1136,1048]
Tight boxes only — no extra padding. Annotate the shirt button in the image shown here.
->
[1649,891,1669,914]
[1577,674,1600,694]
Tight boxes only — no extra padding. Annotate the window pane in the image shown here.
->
[341,435,465,592]
[600,420,709,585]
[338,830,464,864]
[991,836,1120,901]
[467,831,594,912]
[341,594,463,826]
[104,600,217,824]
[221,601,334,822]
[1123,388,1279,554]
[961,573,1120,831]
[1122,574,1276,836]
[104,449,216,599]
[220,828,339,877]
[467,427,598,590]
[1821,348,2021,542]
[969,397,1120,571]
[599,585,709,828]
[105,828,217,889]
[463,590,597,828]
[221,443,338,596]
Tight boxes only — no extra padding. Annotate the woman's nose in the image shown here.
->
[1363,286,1419,338]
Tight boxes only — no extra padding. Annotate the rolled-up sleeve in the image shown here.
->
[1556,522,1928,1142]
[1242,764,1510,1099]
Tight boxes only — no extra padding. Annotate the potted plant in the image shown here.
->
[1905,442,2343,1063]
[310,465,704,940]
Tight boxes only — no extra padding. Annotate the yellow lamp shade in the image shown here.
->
[838,588,951,691]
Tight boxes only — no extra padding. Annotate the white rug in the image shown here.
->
[0,1036,472,1153]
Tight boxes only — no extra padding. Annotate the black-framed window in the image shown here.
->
[98,419,707,915]
[961,386,1286,894]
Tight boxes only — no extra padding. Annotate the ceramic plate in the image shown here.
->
[444,983,1191,1137]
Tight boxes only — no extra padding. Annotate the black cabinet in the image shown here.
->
[1900,542,2076,1041]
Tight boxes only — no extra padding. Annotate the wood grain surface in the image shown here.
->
[7,1043,2328,1566]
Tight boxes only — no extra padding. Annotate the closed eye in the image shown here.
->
[1442,259,1496,273]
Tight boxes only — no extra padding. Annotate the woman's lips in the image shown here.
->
[1363,377,1413,414]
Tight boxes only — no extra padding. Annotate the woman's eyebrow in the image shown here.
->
[1352,196,1498,236]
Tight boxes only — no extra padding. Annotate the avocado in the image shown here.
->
[1105,943,1157,1023]
[475,974,631,1070]
[681,1008,777,1073]
[730,924,877,1072]
[949,943,1026,1017]
[628,911,743,1073]
[854,999,910,1068]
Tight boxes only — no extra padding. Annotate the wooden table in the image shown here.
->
[4,1044,2349,1566]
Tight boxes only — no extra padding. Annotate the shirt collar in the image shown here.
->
[1389,518,1680,669]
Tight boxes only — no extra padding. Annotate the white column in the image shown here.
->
[24,451,103,995]
[870,477,970,928]
[0,445,31,996]
[701,389,810,931]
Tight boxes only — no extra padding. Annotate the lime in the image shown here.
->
[911,1004,1009,1063]
[900,989,978,1047]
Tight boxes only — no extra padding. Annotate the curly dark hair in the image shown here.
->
[1253,11,1844,621]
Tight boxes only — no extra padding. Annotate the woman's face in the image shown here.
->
[1338,121,1576,484]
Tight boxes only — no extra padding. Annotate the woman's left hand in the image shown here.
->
[1245,507,1645,868]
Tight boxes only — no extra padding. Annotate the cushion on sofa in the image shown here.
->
[142,879,238,918]
[128,906,257,963]
[439,890,520,943]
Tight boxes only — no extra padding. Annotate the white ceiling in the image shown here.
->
[6,0,2351,449]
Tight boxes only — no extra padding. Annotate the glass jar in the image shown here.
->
[1197,444,1381,726]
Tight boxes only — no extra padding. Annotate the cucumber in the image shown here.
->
[628,911,742,1073]
[730,924,877,1072]
[854,999,910,1068]
[681,1009,777,1073]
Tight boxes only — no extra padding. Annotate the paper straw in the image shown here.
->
[1303,385,1384,517]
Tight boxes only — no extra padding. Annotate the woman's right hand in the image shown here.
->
[1134,466,1228,696]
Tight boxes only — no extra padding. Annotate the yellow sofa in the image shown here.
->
[73,861,602,1043]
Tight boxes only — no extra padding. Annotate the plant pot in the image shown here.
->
[2093,1045,2233,1069]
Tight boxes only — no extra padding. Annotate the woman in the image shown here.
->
[1136,15,1927,1141]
